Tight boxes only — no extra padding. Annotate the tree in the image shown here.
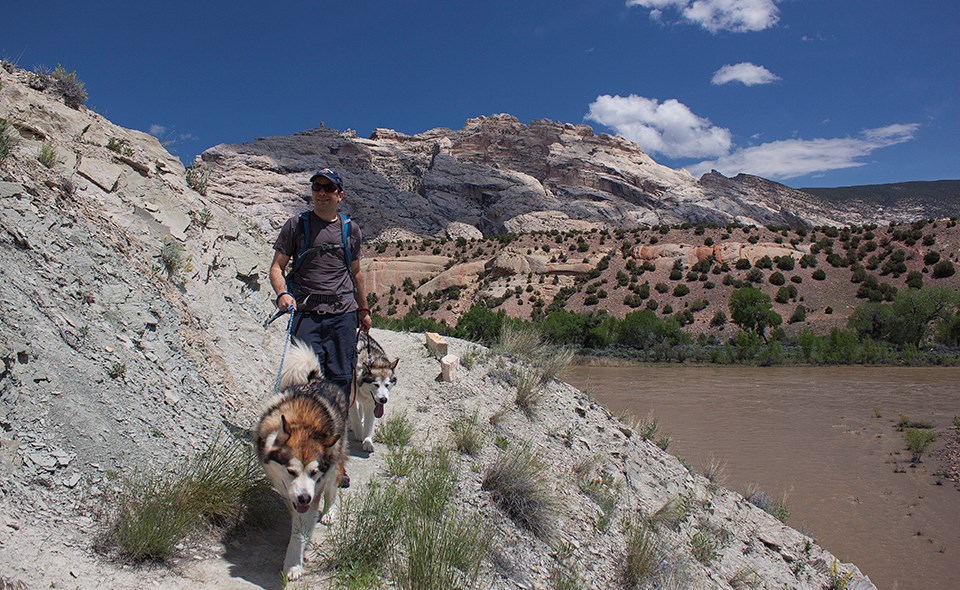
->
[729,287,782,342]
[455,305,505,345]
[848,287,960,347]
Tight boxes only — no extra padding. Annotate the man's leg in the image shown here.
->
[318,311,358,488]
[318,312,359,406]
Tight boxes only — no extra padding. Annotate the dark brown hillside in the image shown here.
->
[362,218,960,341]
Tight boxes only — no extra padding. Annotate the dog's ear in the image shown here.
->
[361,361,371,375]
[273,416,291,446]
[312,432,341,447]
[389,358,399,370]
[308,369,321,382]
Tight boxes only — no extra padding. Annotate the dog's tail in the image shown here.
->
[278,338,323,391]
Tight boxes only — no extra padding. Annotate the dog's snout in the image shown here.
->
[297,493,312,505]
[377,396,388,404]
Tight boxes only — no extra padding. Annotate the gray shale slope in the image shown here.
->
[0,65,876,589]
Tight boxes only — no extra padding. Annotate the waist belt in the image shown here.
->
[303,292,349,304]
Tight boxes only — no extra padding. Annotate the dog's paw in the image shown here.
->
[319,511,335,526]
[285,564,304,581]
[362,438,374,452]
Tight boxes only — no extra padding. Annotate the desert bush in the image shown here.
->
[932,260,955,279]
[51,65,87,108]
[498,321,542,357]
[185,163,210,195]
[745,485,790,522]
[904,428,937,463]
[923,251,941,266]
[450,411,485,455]
[512,366,545,417]
[329,452,489,589]
[649,492,693,531]
[576,467,619,533]
[0,119,18,164]
[482,442,558,539]
[159,235,193,283]
[622,516,664,587]
[107,137,134,156]
[106,435,269,561]
[375,411,414,447]
[37,142,59,168]
[789,305,807,324]
[690,519,729,565]
[812,268,826,280]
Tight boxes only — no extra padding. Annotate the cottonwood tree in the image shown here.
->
[729,287,782,342]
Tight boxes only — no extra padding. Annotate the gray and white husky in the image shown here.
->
[349,331,399,452]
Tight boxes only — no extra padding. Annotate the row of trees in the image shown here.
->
[427,285,960,364]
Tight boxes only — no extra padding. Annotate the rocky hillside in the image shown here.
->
[0,63,883,589]
[199,115,893,241]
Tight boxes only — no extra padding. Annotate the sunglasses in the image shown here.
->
[312,183,340,193]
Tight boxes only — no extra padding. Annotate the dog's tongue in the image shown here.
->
[295,504,310,514]
[374,403,384,418]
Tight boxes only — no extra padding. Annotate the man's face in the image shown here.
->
[311,180,343,208]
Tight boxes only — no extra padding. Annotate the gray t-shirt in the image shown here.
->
[274,212,362,313]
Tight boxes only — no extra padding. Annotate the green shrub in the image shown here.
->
[185,163,210,195]
[0,119,18,164]
[51,65,87,108]
[622,516,664,587]
[159,235,193,283]
[812,269,826,280]
[481,443,558,539]
[107,137,134,156]
[450,412,485,455]
[932,260,955,279]
[375,411,414,447]
[107,435,269,561]
[789,305,807,324]
[904,428,937,463]
[745,486,790,522]
[38,143,59,168]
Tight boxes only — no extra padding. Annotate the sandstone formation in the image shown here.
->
[200,114,899,242]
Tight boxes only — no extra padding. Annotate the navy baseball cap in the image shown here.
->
[309,168,343,190]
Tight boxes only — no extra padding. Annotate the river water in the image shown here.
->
[562,365,959,590]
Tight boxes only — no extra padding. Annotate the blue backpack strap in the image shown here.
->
[292,211,312,272]
[340,213,352,270]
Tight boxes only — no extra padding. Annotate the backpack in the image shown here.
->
[285,211,353,296]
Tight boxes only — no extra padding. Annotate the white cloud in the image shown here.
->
[148,124,167,136]
[627,0,780,33]
[586,94,732,159]
[688,124,920,180]
[711,62,780,86]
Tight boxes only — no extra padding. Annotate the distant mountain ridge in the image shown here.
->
[799,180,960,218]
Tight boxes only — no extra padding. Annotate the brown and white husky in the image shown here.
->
[254,339,347,580]
[349,331,399,452]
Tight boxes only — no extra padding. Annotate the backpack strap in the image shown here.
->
[292,211,313,273]
[340,213,352,271]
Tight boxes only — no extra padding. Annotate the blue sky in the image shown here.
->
[5,0,958,188]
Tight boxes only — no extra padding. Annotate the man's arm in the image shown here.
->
[352,260,371,332]
[270,250,296,310]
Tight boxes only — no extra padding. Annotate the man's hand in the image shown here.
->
[277,292,296,311]
[358,308,372,332]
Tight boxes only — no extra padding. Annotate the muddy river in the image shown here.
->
[562,365,959,590]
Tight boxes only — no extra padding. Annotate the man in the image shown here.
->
[270,169,371,485]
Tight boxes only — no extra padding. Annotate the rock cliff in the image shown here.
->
[200,114,895,241]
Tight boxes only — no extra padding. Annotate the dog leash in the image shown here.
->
[272,305,296,396]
